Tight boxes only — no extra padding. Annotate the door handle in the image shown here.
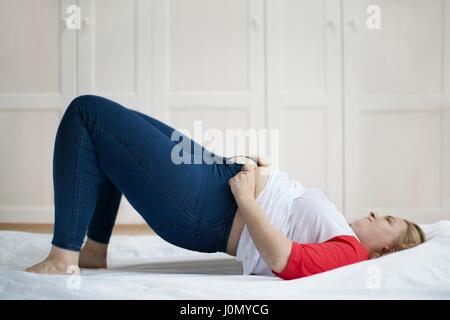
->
[82,18,90,27]
[249,16,259,30]
[347,18,357,31]
[326,19,336,30]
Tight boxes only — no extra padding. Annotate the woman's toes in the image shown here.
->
[25,259,79,275]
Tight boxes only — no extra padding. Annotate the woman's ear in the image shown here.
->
[369,252,380,259]
[379,244,397,257]
[370,245,392,259]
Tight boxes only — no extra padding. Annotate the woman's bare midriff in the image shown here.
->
[225,160,270,256]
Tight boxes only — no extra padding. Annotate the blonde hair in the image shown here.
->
[381,220,426,256]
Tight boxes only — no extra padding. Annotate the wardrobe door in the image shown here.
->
[266,0,344,210]
[77,0,152,223]
[0,0,76,223]
[151,0,265,158]
[343,0,450,223]
[77,0,151,110]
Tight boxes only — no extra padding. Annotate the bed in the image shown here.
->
[1,220,449,299]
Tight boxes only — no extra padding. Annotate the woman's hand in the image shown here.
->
[228,164,256,202]
[255,155,270,167]
[228,155,271,167]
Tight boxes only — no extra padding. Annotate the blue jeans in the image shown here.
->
[51,95,244,253]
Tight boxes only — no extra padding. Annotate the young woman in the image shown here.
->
[25,95,426,280]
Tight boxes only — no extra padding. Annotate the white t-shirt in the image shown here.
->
[235,166,358,276]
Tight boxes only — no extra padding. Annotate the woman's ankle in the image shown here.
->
[82,238,108,256]
[79,238,108,269]
[48,245,80,266]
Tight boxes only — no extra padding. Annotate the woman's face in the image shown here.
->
[350,211,408,257]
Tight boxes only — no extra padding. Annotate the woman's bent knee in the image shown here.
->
[65,95,113,121]
[68,95,101,111]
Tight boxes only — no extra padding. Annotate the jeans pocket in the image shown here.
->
[161,221,200,251]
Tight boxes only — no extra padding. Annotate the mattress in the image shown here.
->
[1,220,450,299]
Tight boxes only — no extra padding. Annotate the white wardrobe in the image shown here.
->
[0,0,449,224]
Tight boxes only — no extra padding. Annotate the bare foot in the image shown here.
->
[25,245,80,275]
[25,258,79,275]
[79,238,108,269]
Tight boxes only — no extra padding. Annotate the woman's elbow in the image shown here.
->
[271,257,289,273]
[269,242,292,273]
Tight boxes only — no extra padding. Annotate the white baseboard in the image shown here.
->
[0,203,145,225]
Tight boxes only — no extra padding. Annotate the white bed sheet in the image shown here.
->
[1,221,450,299]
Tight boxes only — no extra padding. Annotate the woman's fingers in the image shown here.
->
[229,163,256,200]
[256,156,270,167]
[242,163,255,172]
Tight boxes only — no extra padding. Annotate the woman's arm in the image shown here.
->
[228,164,291,272]
[235,197,292,272]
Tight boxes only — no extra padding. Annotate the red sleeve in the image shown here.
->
[272,235,369,280]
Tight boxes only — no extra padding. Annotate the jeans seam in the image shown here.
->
[93,123,104,159]
[84,120,197,222]
[66,124,84,247]
[165,221,200,251]
[223,202,237,252]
